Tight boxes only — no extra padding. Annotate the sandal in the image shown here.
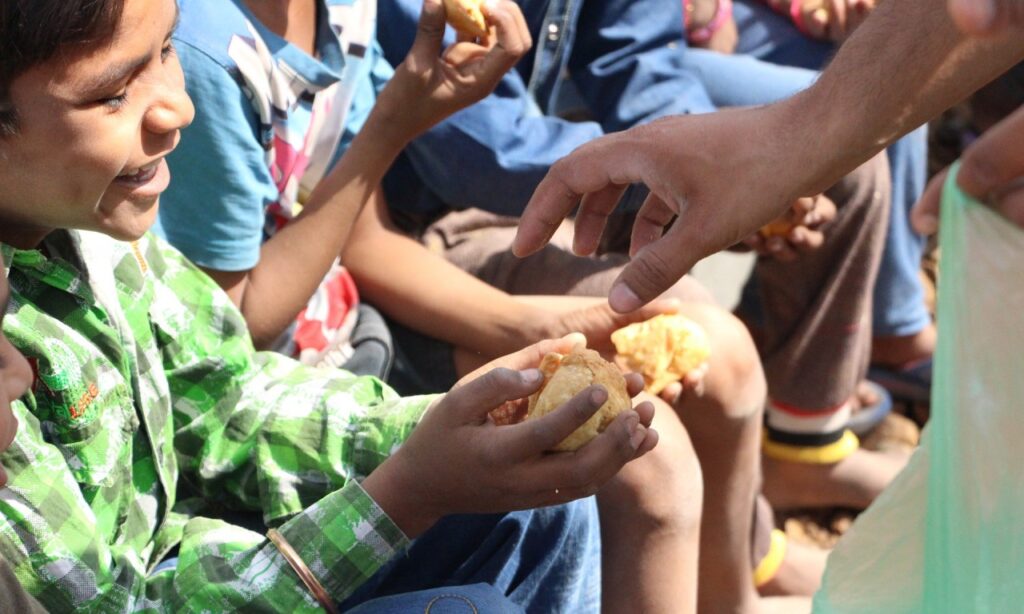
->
[868,357,932,405]
[847,380,894,436]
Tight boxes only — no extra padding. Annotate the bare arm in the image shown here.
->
[207,0,531,348]
[515,0,1024,312]
[341,188,543,358]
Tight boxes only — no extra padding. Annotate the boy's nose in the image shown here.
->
[146,86,195,135]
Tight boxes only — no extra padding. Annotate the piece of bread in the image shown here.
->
[611,314,711,395]
[442,0,488,38]
[526,348,631,452]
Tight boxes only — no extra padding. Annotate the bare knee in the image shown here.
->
[677,303,766,422]
[599,405,702,533]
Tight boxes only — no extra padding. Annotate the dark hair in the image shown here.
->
[0,0,124,136]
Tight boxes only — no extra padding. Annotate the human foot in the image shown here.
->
[759,538,828,597]
[758,596,812,614]
[762,447,910,510]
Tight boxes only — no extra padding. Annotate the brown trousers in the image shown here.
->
[416,153,890,433]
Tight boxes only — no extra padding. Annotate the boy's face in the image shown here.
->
[0,0,194,246]
[0,270,32,488]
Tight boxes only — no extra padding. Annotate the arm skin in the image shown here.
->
[205,0,531,348]
[342,188,682,360]
[514,0,1024,313]
[342,187,543,358]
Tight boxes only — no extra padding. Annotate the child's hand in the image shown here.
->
[362,337,657,538]
[742,194,836,262]
[380,0,531,140]
[795,0,875,42]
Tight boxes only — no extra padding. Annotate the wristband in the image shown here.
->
[267,528,340,613]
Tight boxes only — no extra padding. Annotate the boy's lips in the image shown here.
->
[114,158,171,199]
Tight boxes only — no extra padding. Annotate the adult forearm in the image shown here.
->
[239,105,408,348]
[783,0,1024,197]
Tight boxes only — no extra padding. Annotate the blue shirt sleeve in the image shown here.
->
[155,41,276,272]
[377,0,604,216]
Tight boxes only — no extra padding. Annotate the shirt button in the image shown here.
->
[547,23,560,41]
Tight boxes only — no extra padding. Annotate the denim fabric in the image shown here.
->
[339,499,602,613]
[346,584,524,613]
[378,0,716,217]
[732,0,932,337]
[151,500,601,612]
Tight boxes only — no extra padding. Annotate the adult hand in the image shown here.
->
[381,0,531,139]
[514,108,804,313]
[524,296,708,394]
[742,194,837,262]
[912,104,1024,233]
[949,0,1024,36]
[364,337,658,537]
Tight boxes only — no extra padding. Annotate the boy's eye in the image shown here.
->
[99,92,129,110]
[161,42,176,62]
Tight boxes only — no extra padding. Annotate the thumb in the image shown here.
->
[447,367,545,422]
[610,222,694,313]
[410,0,447,63]
[948,0,997,34]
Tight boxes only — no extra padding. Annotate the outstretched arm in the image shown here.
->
[515,0,1024,313]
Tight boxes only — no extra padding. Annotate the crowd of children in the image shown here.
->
[0,0,1022,611]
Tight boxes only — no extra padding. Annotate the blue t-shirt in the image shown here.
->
[155,0,392,272]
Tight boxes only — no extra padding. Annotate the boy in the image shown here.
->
[0,260,45,614]
[155,0,793,609]
[0,0,664,610]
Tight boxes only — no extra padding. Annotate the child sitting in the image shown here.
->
[0,0,666,610]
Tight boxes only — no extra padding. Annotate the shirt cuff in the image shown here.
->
[276,479,411,603]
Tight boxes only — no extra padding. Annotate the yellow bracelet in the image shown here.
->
[267,528,339,614]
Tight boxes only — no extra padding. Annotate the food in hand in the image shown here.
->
[758,218,798,238]
[526,348,631,452]
[442,0,489,38]
[612,314,711,395]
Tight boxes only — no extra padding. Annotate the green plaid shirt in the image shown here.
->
[0,231,435,612]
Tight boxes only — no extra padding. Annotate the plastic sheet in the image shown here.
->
[814,166,1024,613]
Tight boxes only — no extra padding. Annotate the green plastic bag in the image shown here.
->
[814,165,1024,613]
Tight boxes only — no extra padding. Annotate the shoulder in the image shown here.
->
[174,0,259,73]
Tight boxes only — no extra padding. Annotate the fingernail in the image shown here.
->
[629,421,646,450]
[590,387,608,406]
[954,0,996,30]
[561,332,588,349]
[521,368,542,384]
[609,283,642,313]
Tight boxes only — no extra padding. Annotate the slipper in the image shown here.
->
[847,381,894,437]
[868,357,933,405]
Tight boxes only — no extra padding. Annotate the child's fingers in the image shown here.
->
[529,410,647,496]
[633,399,656,429]
[624,372,645,398]
[477,0,530,77]
[790,226,825,253]
[766,235,798,262]
[410,0,447,61]
[503,385,607,457]
[446,367,545,423]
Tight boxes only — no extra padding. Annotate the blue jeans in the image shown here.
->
[339,498,602,613]
[152,500,600,613]
[724,0,931,338]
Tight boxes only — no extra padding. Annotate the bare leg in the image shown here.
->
[668,302,767,614]
[598,397,702,614]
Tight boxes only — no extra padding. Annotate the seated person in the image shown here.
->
[725,0,937,402]
[377,0,906,515]
[0,270,45,614]
[155,0,814,608]
[0,0,669,610]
